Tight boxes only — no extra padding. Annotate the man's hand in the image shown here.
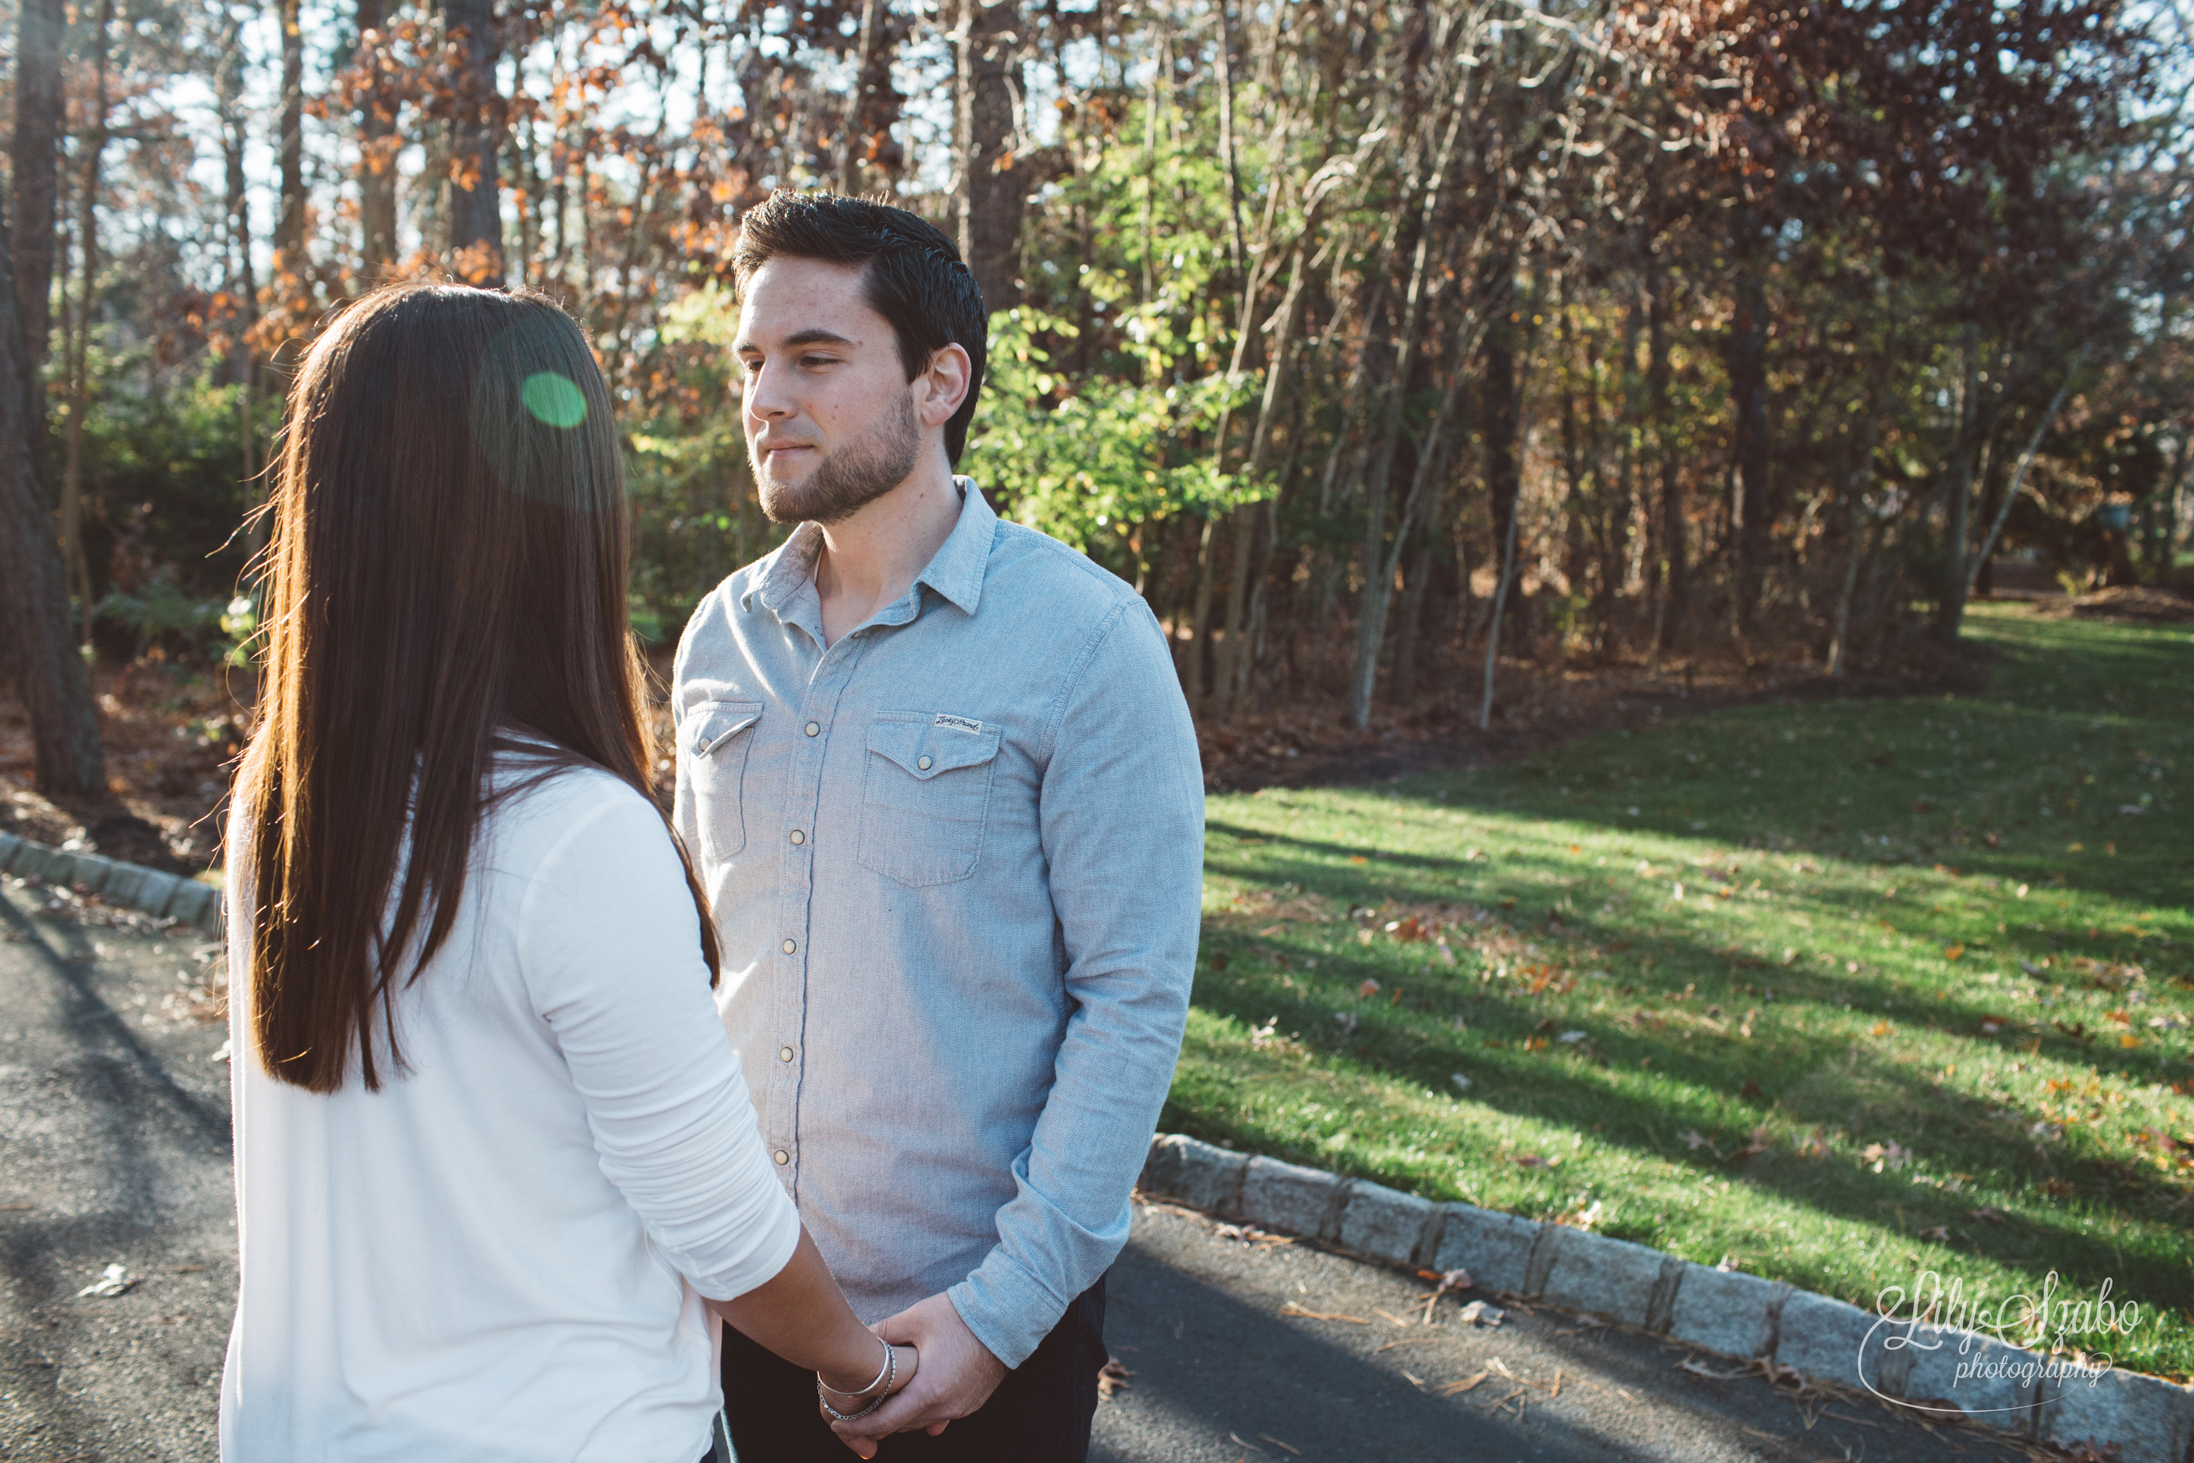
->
[828,1293,1007,1448]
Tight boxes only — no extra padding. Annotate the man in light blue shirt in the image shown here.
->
[671,192,1203,1460]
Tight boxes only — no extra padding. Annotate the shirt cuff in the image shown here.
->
[946,1251,1068,1370]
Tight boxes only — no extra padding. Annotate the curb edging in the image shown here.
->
[1140,1133,2194,1463]
[0,831,225,934]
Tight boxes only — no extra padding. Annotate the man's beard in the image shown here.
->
[755,390,922,526]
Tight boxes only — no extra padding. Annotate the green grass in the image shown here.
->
[1169,604,2194,1380]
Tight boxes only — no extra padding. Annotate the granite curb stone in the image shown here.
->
[1892,1324,2041,1435]
[1763,1290,1906,1397]
[1139,1133,2194,1463]
[1430,1203,1540,1295]
[1531,1225,1680,1330]
[1665,1261,1789,1360]
[1238,1155,1343,1239]
[2039,1364,2194,1462]
[1334,1177,1442,1269]
[0,831,225,933]
[1139,1135,1246,1215]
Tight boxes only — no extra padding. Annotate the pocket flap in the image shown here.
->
[866,713,1001,779]
[688,700,763,757]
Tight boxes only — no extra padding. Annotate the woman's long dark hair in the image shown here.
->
[239,283,718,1093]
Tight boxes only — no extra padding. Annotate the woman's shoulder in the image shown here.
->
[488,758,673,869]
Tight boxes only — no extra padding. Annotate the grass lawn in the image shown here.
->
[1171,603,2194,1381]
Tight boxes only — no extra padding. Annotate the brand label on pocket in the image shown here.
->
[933,713,985,735]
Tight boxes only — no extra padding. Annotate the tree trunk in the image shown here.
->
[1829,426,1875,678]
[58,0,114,640]
[1599,294,1640,655]
[1646,246,1685,658]
[1186,515,1218,712]
[358,0,399,276]
[446,0,504,280]
[1212,240,1308,722]
[1481,294,1522,635]
[1967,343,2085,603]
[954,0,1021,311]
[276,0,306,273]
[1391,534,1437,706]
[1,0,64,678]
[215,25,263,549]
[0,218,106,797]
[1480,482,1522,731]
[838,0,905,195]
[1728,240,1771,638]
[1347,105,1466,729]
[1936,328,1980,640]
[11,0,65,392]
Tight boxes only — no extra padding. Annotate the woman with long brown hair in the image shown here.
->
[219,284,910,1462]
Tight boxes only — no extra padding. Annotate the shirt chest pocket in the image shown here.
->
[857,713,1004,888]
[684,700,763,861]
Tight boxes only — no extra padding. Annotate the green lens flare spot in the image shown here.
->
[521,371,588,429]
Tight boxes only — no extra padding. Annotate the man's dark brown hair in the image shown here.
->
[731,191,989,464]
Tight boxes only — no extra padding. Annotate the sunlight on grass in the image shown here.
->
[1170,604,2194,1379]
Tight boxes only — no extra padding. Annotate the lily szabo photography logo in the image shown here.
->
[1858,1269,2142,1415]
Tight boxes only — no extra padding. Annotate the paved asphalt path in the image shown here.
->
[0,879,2040,1462]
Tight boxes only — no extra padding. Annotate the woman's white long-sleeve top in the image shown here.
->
[219,761,799,1463]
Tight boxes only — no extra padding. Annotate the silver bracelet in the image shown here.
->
[817,1340,896,1421]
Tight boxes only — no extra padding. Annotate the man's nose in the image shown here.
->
[745,361,797,421]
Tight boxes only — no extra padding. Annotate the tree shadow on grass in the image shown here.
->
[1180,841,2192,1363]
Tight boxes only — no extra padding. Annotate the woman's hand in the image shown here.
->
[707,1228,914,1457]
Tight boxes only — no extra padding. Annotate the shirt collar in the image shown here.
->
[913,478,997,617]
[743,477,997,622]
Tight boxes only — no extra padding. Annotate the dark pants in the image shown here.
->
[721,1276,1107,1462]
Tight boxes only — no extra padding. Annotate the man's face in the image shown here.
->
[734,257,923,525]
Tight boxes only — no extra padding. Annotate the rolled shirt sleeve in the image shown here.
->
[946,600,1204,1366]
[518,791,803,1303]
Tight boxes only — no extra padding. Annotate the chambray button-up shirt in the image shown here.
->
[670,481,1203,1368]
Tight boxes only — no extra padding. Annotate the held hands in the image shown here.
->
[827,1293,1007,1452]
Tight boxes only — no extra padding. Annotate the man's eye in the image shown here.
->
[801,355,837,368]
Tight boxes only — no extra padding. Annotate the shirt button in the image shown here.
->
[782,938,797,954]
[779,1046,794,1062]
[774,1150,789,1166]
[918,756,933,771]
[805,722,820,737]
[789,829,806,845]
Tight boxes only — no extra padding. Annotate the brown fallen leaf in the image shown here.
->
[1098,1358,1134,1399]
[1257,1436,1302,1456]
[1438,1370,1489,1397]
[1401,1370,1428,1389]
[1228,1431,1263,1452]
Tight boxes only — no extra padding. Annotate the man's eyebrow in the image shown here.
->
[733,328,858,353]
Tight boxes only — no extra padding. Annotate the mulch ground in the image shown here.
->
[2030,584,2194,623]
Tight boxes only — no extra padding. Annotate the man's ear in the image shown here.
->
[917,344,973,429]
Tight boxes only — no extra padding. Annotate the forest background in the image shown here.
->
[1,0,2193,853]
